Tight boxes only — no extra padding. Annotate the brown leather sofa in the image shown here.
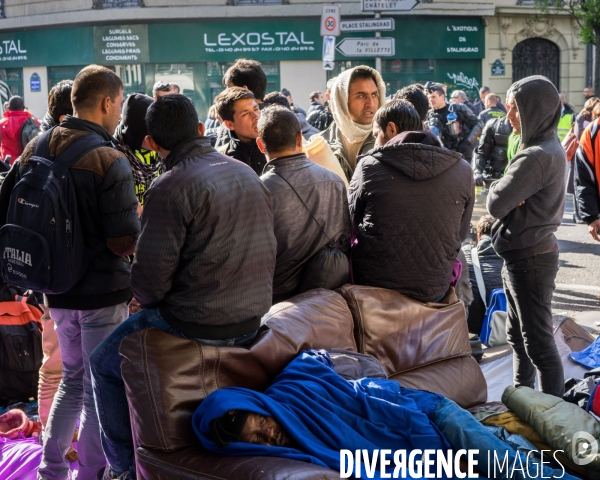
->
[120,286,487,479]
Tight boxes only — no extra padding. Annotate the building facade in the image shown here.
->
[0,0,586,118]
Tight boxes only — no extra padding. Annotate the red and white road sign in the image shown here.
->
[320,4,341,37]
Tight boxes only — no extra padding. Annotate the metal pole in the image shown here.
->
[375,12,381,73]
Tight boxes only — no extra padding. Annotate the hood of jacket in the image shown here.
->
[368,130,463,181]
[509,76,561,147]
[114,93,153,151]
[0,110,32,139]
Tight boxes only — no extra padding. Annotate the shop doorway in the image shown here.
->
[512,38,560,90]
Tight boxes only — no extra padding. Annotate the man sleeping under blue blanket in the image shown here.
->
[193,351,577,479]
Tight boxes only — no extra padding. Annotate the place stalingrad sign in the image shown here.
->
[336,37,395,57]
[340,18,395,32]
[94,25,149,64]
[361,0,418,12]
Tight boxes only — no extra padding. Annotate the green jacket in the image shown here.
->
[503,385,600,473]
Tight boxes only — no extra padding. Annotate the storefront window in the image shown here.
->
[381,59,435,96]
[0,68,22,97]
[154,63,194,102]
[115,64,145,97]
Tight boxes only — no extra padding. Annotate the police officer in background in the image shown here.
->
[478,92,505,126]
[558,93,575,142]
[473,107,512,187]
[425,83,481,163]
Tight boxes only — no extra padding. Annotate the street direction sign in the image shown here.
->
[340,18,395,32]
[361,0,419,12]
[323,60,335,70]
[335,37,395,57]
[323,36,336,61]
[321,4,341,37]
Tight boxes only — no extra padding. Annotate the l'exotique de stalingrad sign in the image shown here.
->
[94,25,149,64]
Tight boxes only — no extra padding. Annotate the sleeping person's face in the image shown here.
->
[240,413,293,447]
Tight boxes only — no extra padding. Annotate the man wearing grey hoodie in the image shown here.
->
[487,76,566,397]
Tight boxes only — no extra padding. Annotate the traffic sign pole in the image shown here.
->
[374,12,381,73]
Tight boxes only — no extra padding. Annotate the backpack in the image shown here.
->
[0,293,43,404]
[19,117,41,153]
[0,128,110,294]
[471,246,508,346]
[480,288,508,346]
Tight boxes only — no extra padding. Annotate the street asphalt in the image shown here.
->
[471,191,600,333]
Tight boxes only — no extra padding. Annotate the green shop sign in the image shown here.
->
[0,27,94,67]
[148,20,320,63]
[0,16,483,68]
[93,25,149,64]
[335,17,484,60]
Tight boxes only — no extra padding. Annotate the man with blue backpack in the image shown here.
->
[0,64,140,479]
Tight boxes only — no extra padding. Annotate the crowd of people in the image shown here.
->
[0,57,594,479]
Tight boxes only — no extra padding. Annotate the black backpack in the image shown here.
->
[19,117,41,153]
[0,128,110,293]
[0,285,43,404]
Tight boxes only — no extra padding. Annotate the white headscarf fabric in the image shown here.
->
[329,66,387,144]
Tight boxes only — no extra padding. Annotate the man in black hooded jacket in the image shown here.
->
[349,100,474,303]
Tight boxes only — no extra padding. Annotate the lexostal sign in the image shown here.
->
[202,31,314,51]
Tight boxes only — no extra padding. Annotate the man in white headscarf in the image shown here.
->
[313,66,386,181]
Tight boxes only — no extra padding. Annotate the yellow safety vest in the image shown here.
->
[557,113,573,142]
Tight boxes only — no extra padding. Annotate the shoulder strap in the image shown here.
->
[32,127,55,160]
[471,246,487,306]
[274,170,332,244]
[52,132,112,170]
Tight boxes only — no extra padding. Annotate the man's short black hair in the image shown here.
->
[394,85,429,121]
[374,100,422,135]
[262,92,290,109]
[309,91,322,102]
[72,64,123,112]
[146,94,198,151]
[349,67,378,87]
[214,87,256,122]
[223,59,267,101]
[48,80,74,124]
[8,96,24,111]
[257,106,300,154]
[477,215,496,237]
[479,86,491,95]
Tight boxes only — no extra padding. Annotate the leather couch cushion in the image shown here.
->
[337,284,487,408]
[136,445,339,480]
[120,289,356,452]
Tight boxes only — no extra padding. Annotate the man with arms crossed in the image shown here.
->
[487,76,566,397]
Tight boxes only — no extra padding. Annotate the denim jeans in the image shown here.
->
[432,397,577,479]
[38,303,128,480]
[501,251,564,397]
[90,307,257,479]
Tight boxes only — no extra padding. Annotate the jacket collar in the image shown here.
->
[60,115,114,142]
[263,153,308,172]
[164,136,215,170]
